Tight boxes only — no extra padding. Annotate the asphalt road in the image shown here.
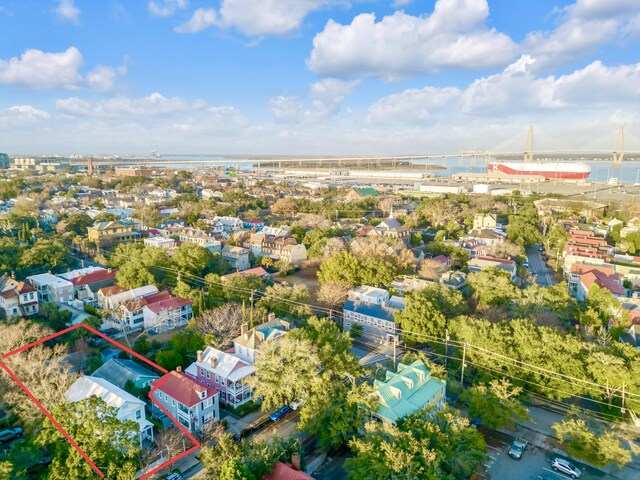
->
[483,429,606,480]
[526,244,556,287]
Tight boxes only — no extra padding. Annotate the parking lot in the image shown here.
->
[482,429,606,480]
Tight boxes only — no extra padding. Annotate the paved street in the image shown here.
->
[526,244,556,287]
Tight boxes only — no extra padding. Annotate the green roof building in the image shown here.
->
[369,360,446,425]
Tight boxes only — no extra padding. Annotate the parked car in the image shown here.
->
[0,427,23,443]
[165,473,182,480]
[551,458,582,478]
[270,405,292,422]
[508,438,527,459]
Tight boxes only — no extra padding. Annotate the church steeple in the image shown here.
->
[389,204,394,219]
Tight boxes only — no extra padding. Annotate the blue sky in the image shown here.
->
[0,0,638,155]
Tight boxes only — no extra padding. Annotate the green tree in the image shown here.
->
[396,284,465,341]
[0,237,24,276]
[552,416,640,468]
[39,302,73,331]
[507,206,542,247]
[20,238,74,273]
[173,243,214,277]
[345,407,487,480]
[465,269,517,307]
[155,349,184,371]
[222,275,264,303]
[36,397,139,480]
[257,283,311,317]
[63,213,94,235]
[461,379,530,429]
[248,335,322,410]
[299,377,374,452]
[116,261,155,289]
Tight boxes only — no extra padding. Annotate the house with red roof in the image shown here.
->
[468,255,517,281]
[576,270,628,302]
[151,369,219,433]
[142,296,193,332]
[0,275,38,318]
[264,458,312,480]
[65,268,118,303]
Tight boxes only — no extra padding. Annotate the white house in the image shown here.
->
[221,245,251,271]
[65,376,154,446]
[144,237,176,249]
[186,347,256,407]
[232,317,294,364]
[0,276,39,318]
[27,273,74,304]
[142,297,193,332]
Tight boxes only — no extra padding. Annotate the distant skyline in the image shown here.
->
[0,0,639,155]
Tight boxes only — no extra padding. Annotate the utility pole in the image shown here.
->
[393,336,397,371]
[250,289,255,323]
[621,382,626,414]
[460,343,467,387]
[445,329,449,368]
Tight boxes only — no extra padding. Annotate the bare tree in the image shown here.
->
[349,237,396,259]
[487,240,523,259]
[0,321,77,427]
[190,303,244,348]
[418,259,443,280]
[198,420,225,445]
[322,237,346,259]
[297,214,330,229]
[270,198,297,217]
[378,197,396,217]
[420,198,460,228]
[155,427,186,460]
[317,281,351,309]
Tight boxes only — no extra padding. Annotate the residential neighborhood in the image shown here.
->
[1,156,640,480]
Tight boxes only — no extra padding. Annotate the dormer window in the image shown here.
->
[199,390,206,399]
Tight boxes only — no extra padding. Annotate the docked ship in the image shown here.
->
[488,161,591,179]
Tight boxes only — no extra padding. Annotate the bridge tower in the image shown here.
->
[523,125,534,163]
[613,126,625,164]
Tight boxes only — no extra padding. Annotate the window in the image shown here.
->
[171,400,175,406]
[206,370,210,379]
[200,368,205,376]
[215,375,219,384]
[135,410,141,420]
[221,378,225,386]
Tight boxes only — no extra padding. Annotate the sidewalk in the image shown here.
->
[223,407,271,436]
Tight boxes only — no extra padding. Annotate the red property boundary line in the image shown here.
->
[0,322,201,479]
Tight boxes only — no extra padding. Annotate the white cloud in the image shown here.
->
[367,86,461,124]
[307,0,517,79]
[0,47,125,91]
[391,0,413,7]
[523,0,640,70]
[175,8,217,33]
[461,56,640,115]
[6,105,51,120]
[55,0,80,24]
[0,47,83,89]
[309,78,359,117]
[268,96,305,122]
[148,0,188,18]
[215,0,335,37]
[85,65,125,92]
[56,93,208,118]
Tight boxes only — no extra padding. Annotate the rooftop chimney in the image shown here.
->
[291,453,301,471]
[240,322,248,335]
[197,350,203,363]
[176,366,182,373]
[267,312,276,321]
[211,356,217,368]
